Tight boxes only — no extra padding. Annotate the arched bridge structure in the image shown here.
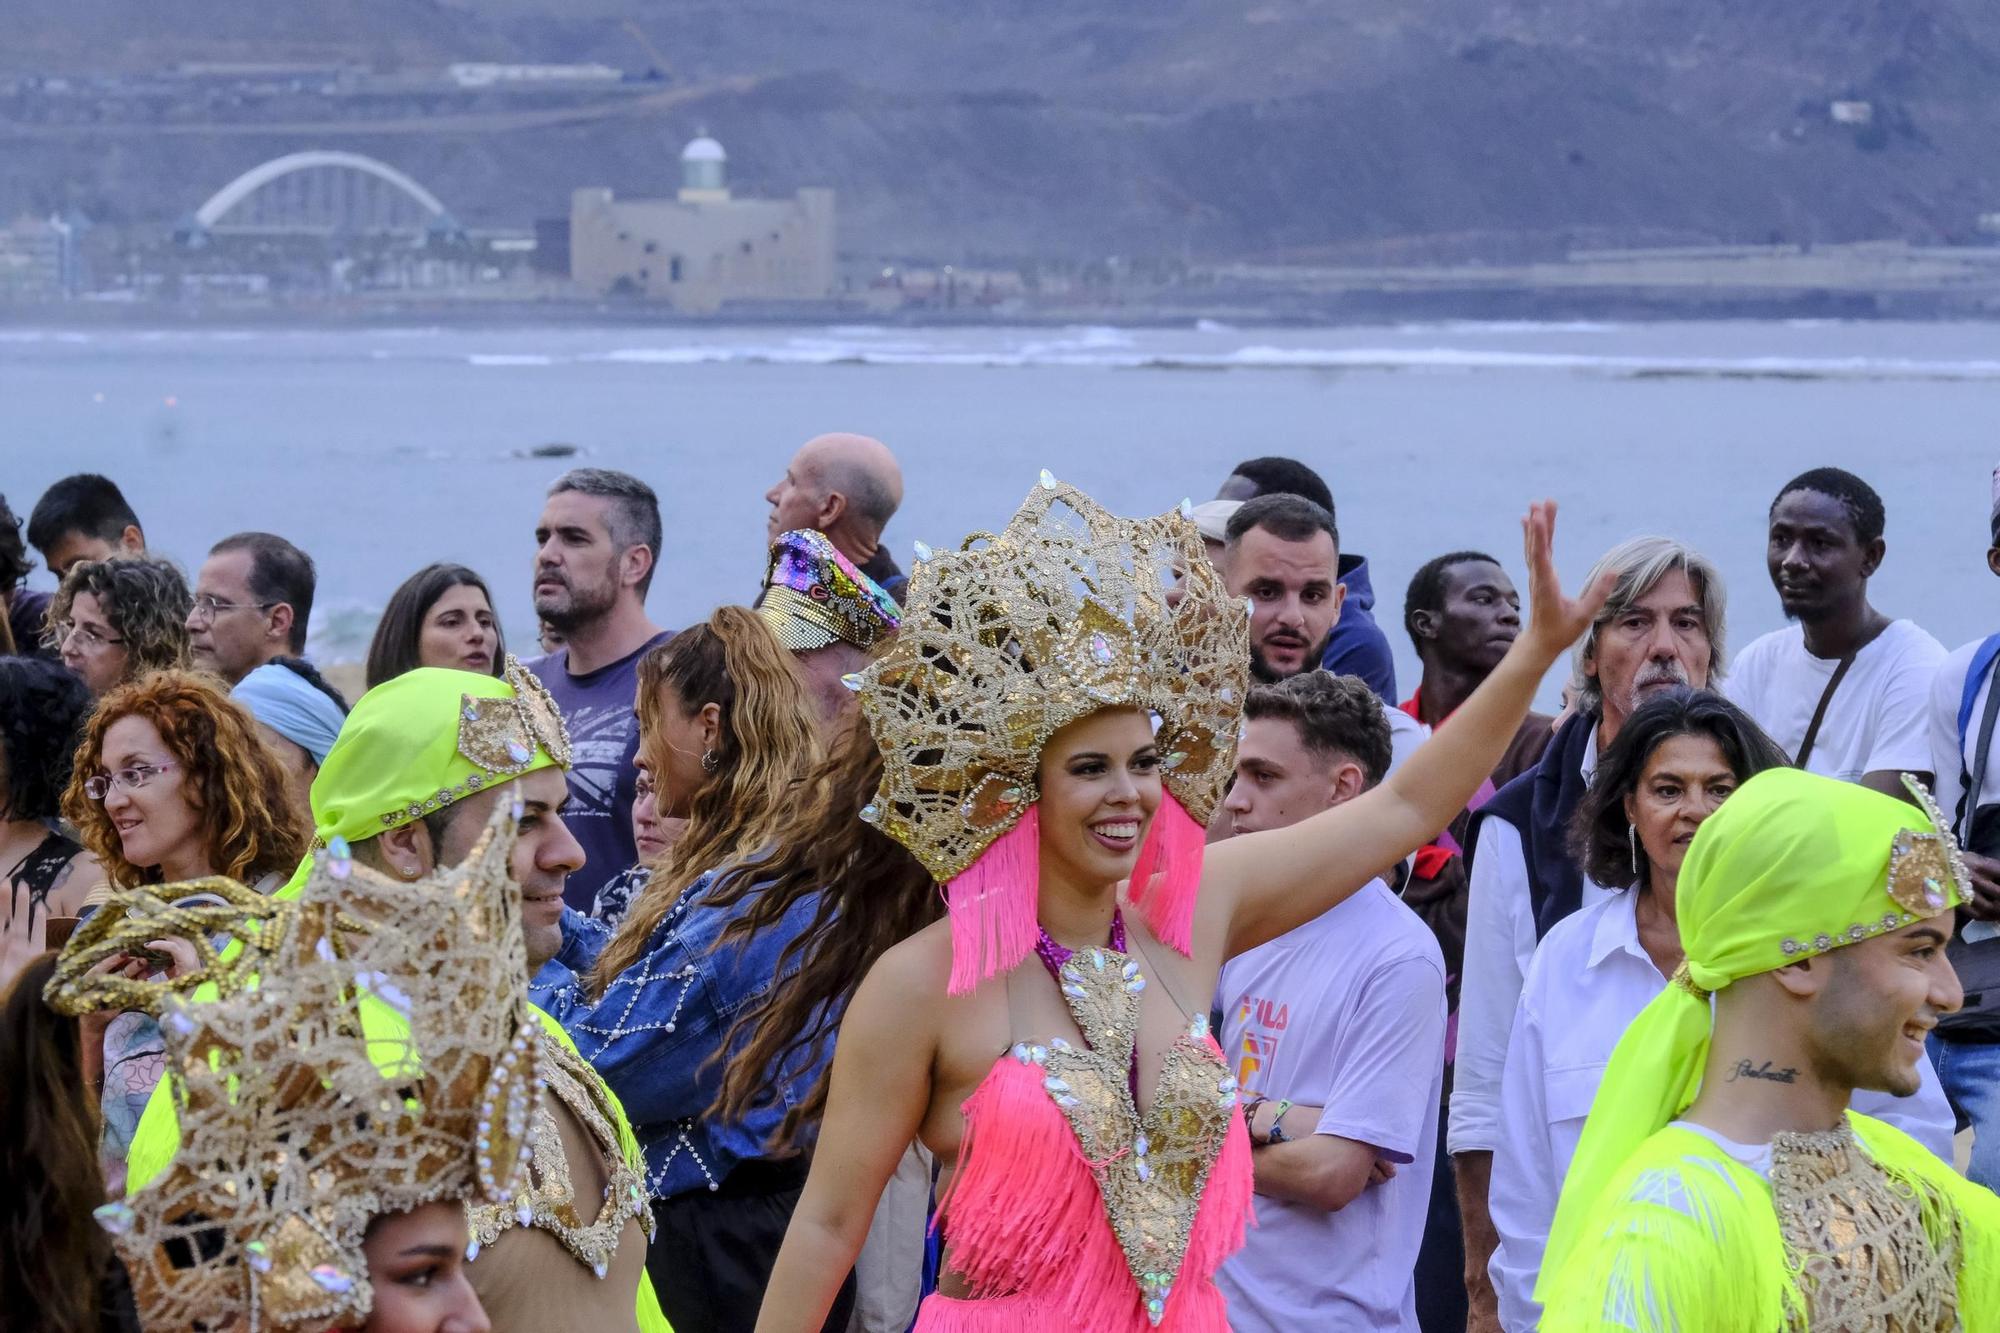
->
[188,151,459,240]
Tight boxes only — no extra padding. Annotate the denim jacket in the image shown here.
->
[532,869,831,1200]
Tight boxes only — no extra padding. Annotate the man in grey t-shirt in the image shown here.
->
[526,468,673,912]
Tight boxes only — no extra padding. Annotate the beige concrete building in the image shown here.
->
[570,135,836,312]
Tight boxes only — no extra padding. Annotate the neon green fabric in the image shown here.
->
[1539,1112,2000,1332]
[123,667,671,1332]
[1539,768,1965,1294]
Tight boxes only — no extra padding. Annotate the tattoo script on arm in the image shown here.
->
[1726,1059,1799,1084]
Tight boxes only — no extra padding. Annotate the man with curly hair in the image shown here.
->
[49,555,191,696]
[0,657,100,988]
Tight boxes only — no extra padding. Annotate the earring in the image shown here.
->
[403,865,421,881]
[1628,823,1640,876]
[700,748,719,775]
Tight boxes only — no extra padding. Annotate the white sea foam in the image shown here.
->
[467,353,556,366]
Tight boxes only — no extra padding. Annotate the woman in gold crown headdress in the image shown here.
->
[753,476,1613,1333]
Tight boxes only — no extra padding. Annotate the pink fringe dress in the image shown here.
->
[914,979,1254,1330]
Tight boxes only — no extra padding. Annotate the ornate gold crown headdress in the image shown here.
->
[852,473,1248,989]
[1887,774,1974,918]
[47,800,543,1332]
[461,655,573,775]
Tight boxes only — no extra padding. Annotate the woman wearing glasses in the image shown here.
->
[61,669,309,1177]
[48,555,192,696]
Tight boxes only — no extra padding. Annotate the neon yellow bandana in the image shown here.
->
[1540,767,1969,1290]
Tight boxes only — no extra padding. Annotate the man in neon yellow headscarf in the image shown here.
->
[124,661,672,1333]
[1538,768,1999,1331]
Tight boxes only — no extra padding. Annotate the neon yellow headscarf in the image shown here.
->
[1538,767,1969,1291]
[280,663,569,896]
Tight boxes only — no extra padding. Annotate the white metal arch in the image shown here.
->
[194,151,450,230]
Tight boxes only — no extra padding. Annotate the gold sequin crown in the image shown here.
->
[46,800,544,1332]
[854,473,1248,882]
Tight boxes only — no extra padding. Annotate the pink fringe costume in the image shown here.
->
[914,799,1253,1332]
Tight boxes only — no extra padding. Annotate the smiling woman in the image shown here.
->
[59,669,309,1175]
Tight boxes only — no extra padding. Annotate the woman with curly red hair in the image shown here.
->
[62,669,310,1176]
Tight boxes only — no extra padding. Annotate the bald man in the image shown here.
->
[763,433,908,603]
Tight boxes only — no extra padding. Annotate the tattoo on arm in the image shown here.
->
[1727,1059,1799,1084]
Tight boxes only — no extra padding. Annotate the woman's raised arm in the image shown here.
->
[1205,501,1612,958]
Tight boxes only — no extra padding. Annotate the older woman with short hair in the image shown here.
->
[49,556,191,696]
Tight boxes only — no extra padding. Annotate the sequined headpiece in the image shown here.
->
[46,800,543,1332]
[759,528,902,651]
[853,473,1248,989]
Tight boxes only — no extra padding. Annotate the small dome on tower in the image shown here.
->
[681,135,727,163]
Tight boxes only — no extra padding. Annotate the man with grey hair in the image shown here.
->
[526,467,675,912]
[763,433,907,602]
[1447,535,1724,1333]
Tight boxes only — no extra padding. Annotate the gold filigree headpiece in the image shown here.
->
[852,473,1248,883]
[47,800,543,1332]
[1887,774,1974,918]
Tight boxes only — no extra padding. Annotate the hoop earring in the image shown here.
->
[700,748,719,775]
[1628,823,1640,877]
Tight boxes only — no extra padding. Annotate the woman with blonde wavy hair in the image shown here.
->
[62,668,310,1177]
[534,605,832,1333]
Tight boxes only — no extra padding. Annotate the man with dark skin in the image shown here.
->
[1398,551,1551,1333]
[1729,467,1941,802]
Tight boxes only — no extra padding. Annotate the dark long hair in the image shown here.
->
[364,563,507,690]
[1568,686,1791,891]
[711,709,937,1148]
[0,954,119,1333]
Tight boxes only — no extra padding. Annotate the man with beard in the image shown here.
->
[527,468,675,911]
[1222,494,1425,782]
[1217,455,1397,700]
[1729,467,1944,797]
[1449,536,1724,1333]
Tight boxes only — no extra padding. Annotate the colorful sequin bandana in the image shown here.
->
[758,528,901,651]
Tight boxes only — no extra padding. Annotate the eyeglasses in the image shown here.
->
[84,761,176,802]
[188,595,277,625]
[57,620,126,650]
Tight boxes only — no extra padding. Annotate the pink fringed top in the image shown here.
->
[918,946,1254,1333]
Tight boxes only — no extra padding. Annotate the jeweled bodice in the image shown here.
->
[1015,944,1239,1326]
[1771,1122,1959,1332]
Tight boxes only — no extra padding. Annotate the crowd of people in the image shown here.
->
[0,439,1996,1333]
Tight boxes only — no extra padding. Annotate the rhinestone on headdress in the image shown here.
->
[848,477,1248,881]
[1886,774,1972,917]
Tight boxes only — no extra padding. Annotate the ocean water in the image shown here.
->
[7,318,2000,704]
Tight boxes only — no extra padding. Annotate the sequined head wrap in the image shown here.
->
[45,799,543,1332]
[1539,768,1969,1292]
[853,473,1249,992]
[758,528,902,651]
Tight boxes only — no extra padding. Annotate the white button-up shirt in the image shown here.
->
[1448,731,1613,1156]
[1487,891,1961,1331]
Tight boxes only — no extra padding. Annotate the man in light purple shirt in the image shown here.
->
[524,468,674,912]
[1215,672,1448,1331]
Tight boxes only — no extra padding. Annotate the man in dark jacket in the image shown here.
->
[1216,456,1398,700]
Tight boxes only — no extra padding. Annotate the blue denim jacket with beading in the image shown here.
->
[531,869,831,1200]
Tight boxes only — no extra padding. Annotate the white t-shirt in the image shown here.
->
[1726,619,1945,781]
[1215,880,1448,1332]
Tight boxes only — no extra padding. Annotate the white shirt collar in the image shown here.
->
[1583,889,1656,973]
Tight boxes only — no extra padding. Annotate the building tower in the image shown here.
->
[679,134,729,204]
